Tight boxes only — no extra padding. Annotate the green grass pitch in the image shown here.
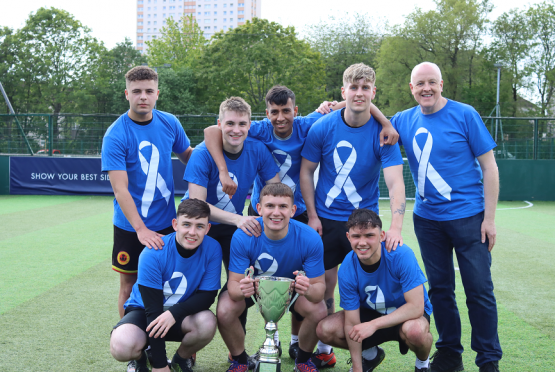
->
[0,195,554,371]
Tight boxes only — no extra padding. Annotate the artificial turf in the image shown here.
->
[0,196,553,371]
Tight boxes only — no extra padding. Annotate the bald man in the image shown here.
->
[390,62,501,372]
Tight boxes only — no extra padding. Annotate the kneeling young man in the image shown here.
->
[110,199,222,372]
[217,183,328,372]
[317,209,433,372]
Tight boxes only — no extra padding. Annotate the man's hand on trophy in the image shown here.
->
[239,266,256,298]
[293,270,310,296]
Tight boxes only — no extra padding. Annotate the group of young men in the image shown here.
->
[103,61,502,372]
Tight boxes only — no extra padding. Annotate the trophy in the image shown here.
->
[245,268,304,372]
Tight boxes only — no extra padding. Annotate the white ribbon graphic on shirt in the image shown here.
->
[138,141,171,218]
[215,172,238,213]
[325,140,362,208]
[255,253,278,276]
[163,272,188,310]
[272,150,296,191]
[413,128,452,201]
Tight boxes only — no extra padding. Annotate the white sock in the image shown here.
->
[291,335,299,344]
[361,347,378,360]
[415,357,430,369]
[317,340,332,354]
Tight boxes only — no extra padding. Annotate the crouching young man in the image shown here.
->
[110,199,222,372]
[217,183,328,372]
[317,209,433,372]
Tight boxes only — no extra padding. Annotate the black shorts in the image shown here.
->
[219,281,304,322]
[112,225,175,274]
[359,307,431,354]
[113,306,186,342]
[207,224,237,271]
[320,217,351,270]
[247,203,309,224]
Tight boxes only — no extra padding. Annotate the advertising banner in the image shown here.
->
[10,157,188,196]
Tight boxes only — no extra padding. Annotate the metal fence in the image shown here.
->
[1,114,554,159]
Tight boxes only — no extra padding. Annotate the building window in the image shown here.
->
[170,5,175,9]
[147,35,151,38]
[204,26,210,30]
[223,17,226,21]
[230,10,233,14]
[223,10,227,14]
[230,3,233,6]
[224,25,227,29]
[163,20,166,24]
[205,4,211,8]
[214,11,217,14]
[138,14,144,18]
[154,13,157,16]
[230,25,233,29]
[138,35,144,39]
[153,35,157,39]
[223,3,227,7]
[147,21,151,24]
[154,21,157,24]
[238,10,243,14]
[230,17,233,21]
[138,21,144,25]
[138,0,144,3]
[147,28,151,31]
[154,27,157,31]
[238,2,244,6]
[198,4,201,7]
[137,42,143,46]
[205,19,210,23]
[238,17,243,21]
[214,4,218,8]
[198,12,201,15]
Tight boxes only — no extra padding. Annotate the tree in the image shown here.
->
[10,7,104,115]
[196,18,327,114]
[156,67,201,115]
[304,13,385,101]
[0,27,17,114]
[146,14,206,69]
[489,8,534,116]
[527,1,555,116]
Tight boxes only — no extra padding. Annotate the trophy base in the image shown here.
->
[254,360,281,372]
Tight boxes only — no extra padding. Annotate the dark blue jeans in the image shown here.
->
[413,211,502,367]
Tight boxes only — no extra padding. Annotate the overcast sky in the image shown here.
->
[0,0,543,49]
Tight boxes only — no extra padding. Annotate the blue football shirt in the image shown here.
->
[301,109,404,221]
[183,138,279,223]
[338,243,432,316]
[392,100,496,221]
[101,110,190,231]
[229,218,325,280]
[125,232,222,311]
[249,111,324,217]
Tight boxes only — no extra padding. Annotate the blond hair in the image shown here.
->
[219,97,251,120]
[343,63,376,87]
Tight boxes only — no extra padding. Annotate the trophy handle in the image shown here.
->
[245,267,258,306]
[287,270,306,313]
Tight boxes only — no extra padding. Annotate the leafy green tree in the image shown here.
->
[10,7,104,115]
[0,27,17,114]
[197,18,327,114]
[156,67,200,114]
[304,13,384,101]
[527,1,555,116]
[146,14,206,69]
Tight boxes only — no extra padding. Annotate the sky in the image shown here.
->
[0,0,543,49]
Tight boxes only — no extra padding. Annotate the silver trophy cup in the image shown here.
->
[245,268,303,372]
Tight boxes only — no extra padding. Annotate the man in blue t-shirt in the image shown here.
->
[217,183,327,372]
[300,63,407,365]
[110,199,221,372]
[391,62,501,372]
[316,209,433,372]
[202,85,399,363]
[184,97,280,272]
[101,66,193,318]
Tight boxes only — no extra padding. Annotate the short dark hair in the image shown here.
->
[259,183,294,204]
[265,85,295,108]
[125,66,158,83]
[176,199,210,220]
[345,209,382,231]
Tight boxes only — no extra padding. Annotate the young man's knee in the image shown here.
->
[216,295,245,323]
[110,329,142,361]
[316,318,336,344]
[190,310,217,339]
[401,319,430,347]
[299,299,327,324]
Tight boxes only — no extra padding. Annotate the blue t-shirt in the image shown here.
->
[301,109,404,221]
[229,218,325,280]
[249,112,324,217]
[125,233,222,311]
[101,110,190,231]
[183,138,279,223]
[338,243,432,316]
[392,100,496,221]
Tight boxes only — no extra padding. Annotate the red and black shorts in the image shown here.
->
[112,225,174,275]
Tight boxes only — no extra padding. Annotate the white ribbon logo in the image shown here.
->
[138,141,171,218]
[163,272,187,310]
[215,172,238,213]
[365,285,397,315]
[255,253,278,276]
[413,128,452,202]
[326,140,362,208]
[272,150,296,191]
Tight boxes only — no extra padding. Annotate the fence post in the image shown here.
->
[533,119,539,160]
[48,115,53,157]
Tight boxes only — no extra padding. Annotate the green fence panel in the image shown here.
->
[0,156,9,194]
[498,159,555,201]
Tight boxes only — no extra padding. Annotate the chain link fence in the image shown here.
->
[1,114,554,159]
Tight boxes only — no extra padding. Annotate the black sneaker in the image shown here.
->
[416,366,430,372]
[347,346,385,372]
[227,352,256,370]
[479,361,499,372]
[126,359,149,372]
[430,349,464,372]
[289,342,300,360]
[171,353,195,372]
